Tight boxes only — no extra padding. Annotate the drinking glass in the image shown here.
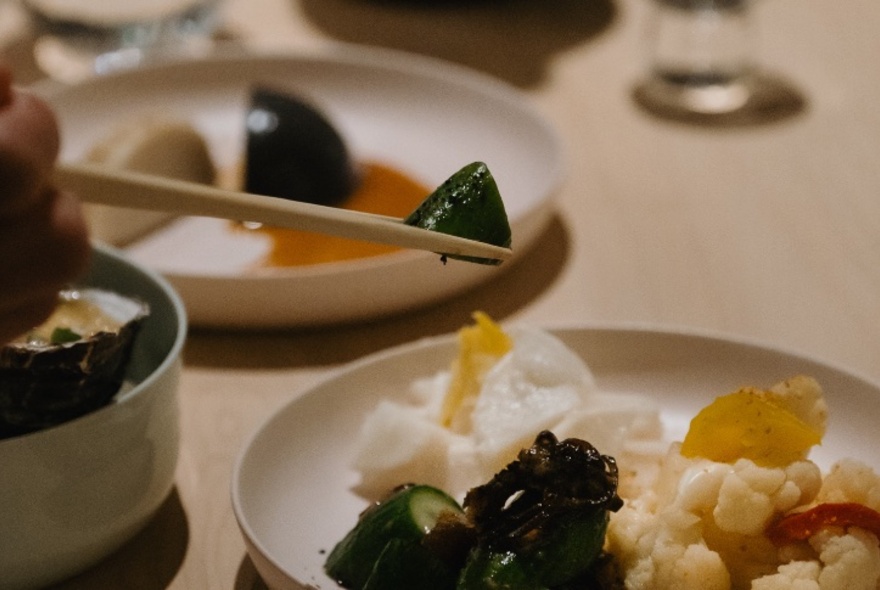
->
[22,0,224,81]
[635,0,757,116]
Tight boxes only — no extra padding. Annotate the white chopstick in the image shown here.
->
[55,162,512,262]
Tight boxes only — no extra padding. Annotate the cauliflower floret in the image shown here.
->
[609,449,824,590]
[812,528,880,589]
[609,376,880,590]
[817,459,880,510]
[752,529,880,590]
[714,473,778,535]
[766,375,828,436]
[608,503,730,590]
[673,544,732,590]
[783,461,825,508]
[751,561,821,590]
[714,459,822,536]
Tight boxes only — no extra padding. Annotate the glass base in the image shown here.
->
[633,69,806,126]
[638,69,753,115]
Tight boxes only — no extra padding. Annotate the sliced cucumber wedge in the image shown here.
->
[362,538,458,590]
[404,162,512,266]
[457,432,622,589]
[457,549,547,590]
[325,484,464,589]
[456,509,610,589]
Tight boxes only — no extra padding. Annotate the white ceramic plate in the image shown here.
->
[231,325,880,590]
[41,45,562,328]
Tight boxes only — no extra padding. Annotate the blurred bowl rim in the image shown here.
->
[96,241,188,403]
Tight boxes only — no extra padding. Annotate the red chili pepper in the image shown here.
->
[766,502,880,546]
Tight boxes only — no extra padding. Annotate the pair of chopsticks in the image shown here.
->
[55,163,512,262]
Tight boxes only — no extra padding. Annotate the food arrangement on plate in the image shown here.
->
[321,314,880,589]
[41,49,562,326]
[82,89,514,267]
[81,85,462,265]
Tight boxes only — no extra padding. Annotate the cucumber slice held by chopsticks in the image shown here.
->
[325,484,466,589]
[404,162,512,266]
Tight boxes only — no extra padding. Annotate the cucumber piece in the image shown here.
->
[325,485,464,589]
[362,538,459,590]
[526,509,610,587]
[456,510,609,590]
[404,162,511,266]
[458,432,621,589]
[457,549,546,590]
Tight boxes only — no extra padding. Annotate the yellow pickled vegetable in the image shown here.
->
[439,312,512,431]
[680,387,822,467]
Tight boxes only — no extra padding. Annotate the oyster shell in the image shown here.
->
[0,288,149,439]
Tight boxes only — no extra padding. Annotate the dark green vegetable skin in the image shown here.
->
[404,162,512,266]
[458,431,622,589]
[325,485,464,590]
[325,432,622,590]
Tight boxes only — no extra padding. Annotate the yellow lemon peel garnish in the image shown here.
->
[439,312,512,431]
[680,387,823,467]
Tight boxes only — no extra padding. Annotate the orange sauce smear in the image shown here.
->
[233,162,429,267]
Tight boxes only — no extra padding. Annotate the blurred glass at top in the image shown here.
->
[22,0,224,81]
[637,0,755,116]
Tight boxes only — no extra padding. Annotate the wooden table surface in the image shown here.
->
[3,0,879,587]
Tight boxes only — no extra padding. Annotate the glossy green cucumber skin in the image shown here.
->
[324,485,463,589]
[458,549,547,590]
[404,162,512,265]
[361,538,459,590]
[456,510,610,590]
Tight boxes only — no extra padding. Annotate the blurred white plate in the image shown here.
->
[231,325,880,590]
[41,45,562,328]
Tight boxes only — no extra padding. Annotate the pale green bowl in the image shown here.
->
[0,243,187,590]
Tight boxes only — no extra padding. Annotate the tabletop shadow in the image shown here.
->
[632,70,808,129]
[48,488,189,590]
[295,0,617,88]
[234,555,270,590]
[183,213,570,369]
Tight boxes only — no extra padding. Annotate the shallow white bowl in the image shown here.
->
[0,243,187,590]
[41,44,563,328]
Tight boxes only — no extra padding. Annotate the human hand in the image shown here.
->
[0,63,90,344]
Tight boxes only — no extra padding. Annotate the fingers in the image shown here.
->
[0,83,61,216]
[0,69,91,344]
[0,293,59,345]
[0,186,91,340]
[0,186,91,291]
[0,63,12,107]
